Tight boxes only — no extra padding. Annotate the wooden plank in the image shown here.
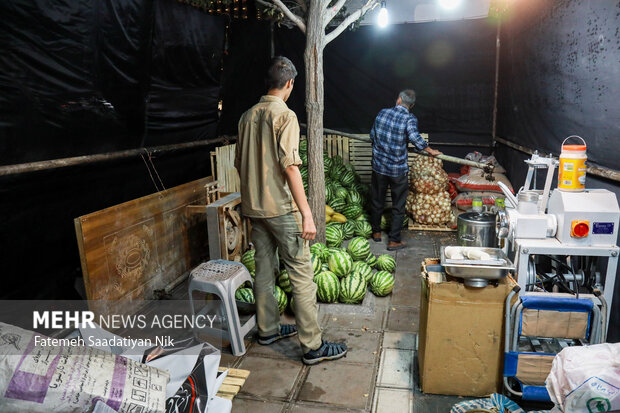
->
[217,384,241,395]
[223,377,246,386]
[218,367,251,379]
[74,177,212,317]
[408,221,456,232]
[216,394,234,400]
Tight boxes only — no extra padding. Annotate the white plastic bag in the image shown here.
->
[546,343,620,413]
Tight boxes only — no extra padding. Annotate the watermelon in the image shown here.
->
[325,185,335,204]
[328,197,346,213]
[347,237,371,261]
[341,221,356,240]
[235,287,255,304]
[299,139,308,153]
[342,204,363,220]
[321,263,330,273]
[310,242,329,263]
[381,214,391,231]
[339,273,367,304]
[311,253,322,276]
[277,270,293,294]
[329,164,347,181]
[241,249,256,276]
[376,254,396,273]
[326,225,344,247]
[351,261,373,282]
[366,253,378,267]
[324,155,333,171]
[300,151,308,166]
[328,250,353,278]
[315,271,340,303]
[333,185,348,201]
[339,170,355,187]
[289,296,296,314]
[300,166,308,182]
[370,271,395,296]
[274,285,288,314]
[346,190,362,205]
[354,220,373,238]
[330,155,343,166]
[402,215,409,228]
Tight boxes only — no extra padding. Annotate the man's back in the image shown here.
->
[370,105,417,178]
[236,95,301,218]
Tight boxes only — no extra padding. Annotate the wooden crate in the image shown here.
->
[408,221,456,232]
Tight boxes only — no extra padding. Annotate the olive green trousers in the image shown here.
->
[250,211,322,353]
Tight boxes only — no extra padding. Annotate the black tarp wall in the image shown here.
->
[0,0,225,298]
[494,0,620,341]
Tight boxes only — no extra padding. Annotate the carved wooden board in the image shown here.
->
[74,177,212,316]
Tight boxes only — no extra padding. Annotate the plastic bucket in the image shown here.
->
[558,135,587,192]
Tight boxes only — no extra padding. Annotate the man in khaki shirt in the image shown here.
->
[235,56,347,365]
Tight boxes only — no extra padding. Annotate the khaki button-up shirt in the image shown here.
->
[235,95,302,218]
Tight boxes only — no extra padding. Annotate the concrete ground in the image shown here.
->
[221,230,471,413]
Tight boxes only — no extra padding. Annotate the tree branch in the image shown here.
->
[323,0,347,27]
[264,0,307,33]
[324,0,379,44]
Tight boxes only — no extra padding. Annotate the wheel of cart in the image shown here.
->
[503,286,606,402]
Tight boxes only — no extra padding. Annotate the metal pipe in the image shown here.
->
[494,136,620,183]
[0,137,231,177]
[302,123,494,171]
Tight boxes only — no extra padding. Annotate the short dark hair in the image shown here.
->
[265,56,298,90]
[399,89,416,110]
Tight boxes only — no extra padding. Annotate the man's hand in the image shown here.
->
[301,213,317,240]
[425,147,442,156]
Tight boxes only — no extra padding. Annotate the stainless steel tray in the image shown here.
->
[440,246,515,287]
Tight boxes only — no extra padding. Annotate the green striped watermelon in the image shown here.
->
[347,237,371,261]
[341,221,356,240]
[325,225,344,247]
[376,254,396,273]
[328,197,346,213]
[241,250,256,276]
[310,242,329,263]
[277,270,293,293]
[330,155,343,166]
[325,185,335,204]
[328,250,353,278]
[342,204,363,220]
[289,296,296,314]
[370,271,395,296]
[366,253,378,267]
[311,253,322,276]
[351,261,373,282]
[339,170,355,187]
[402,216,409,228]
[381,214,391,231]
[300,166,308,182]
[300,151,308,166]
[329,164,347,181]
[333,185,348,200]
[315,271,340,303]
[354,220,373,238]
[339,273,367,304]
[346,190,362,205]
[299,139,308,153]
[274,285,288,314]
[235,287,255,304]
[324,156,333,171]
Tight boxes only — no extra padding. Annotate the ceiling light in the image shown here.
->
[438,0,461,10]
[378,1,389,28]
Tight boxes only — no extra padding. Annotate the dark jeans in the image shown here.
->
[370,171,409,243]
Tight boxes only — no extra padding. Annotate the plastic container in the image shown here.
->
[558,136,587,192]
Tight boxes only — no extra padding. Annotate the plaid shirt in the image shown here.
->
[370,105,428,177]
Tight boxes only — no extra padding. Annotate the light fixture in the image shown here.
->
[438,0,461,10]
[377,1,388,28]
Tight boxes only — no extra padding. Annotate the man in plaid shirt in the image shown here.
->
[369,89,441,250]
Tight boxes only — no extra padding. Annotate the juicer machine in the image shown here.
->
[496,153,619,326]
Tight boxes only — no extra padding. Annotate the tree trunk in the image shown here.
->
[304,0,326,243]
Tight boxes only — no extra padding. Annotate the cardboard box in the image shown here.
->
[417,258,516,397]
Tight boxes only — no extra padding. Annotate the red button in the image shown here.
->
[572,222,589,237]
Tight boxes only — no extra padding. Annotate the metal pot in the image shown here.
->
[457,212,498,247]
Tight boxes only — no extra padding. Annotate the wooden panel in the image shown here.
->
[215,144,240,193]
[74,177,212,316]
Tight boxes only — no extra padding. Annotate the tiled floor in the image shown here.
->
[212,230,479,412]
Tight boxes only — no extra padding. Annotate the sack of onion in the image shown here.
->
[407,155,454,225]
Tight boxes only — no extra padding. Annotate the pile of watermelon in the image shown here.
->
[234,142,399,309]
[236,240,397,309]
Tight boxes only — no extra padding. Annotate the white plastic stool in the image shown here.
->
[189,260,256,356]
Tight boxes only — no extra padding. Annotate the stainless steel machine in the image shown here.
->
[496,153,619,328]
